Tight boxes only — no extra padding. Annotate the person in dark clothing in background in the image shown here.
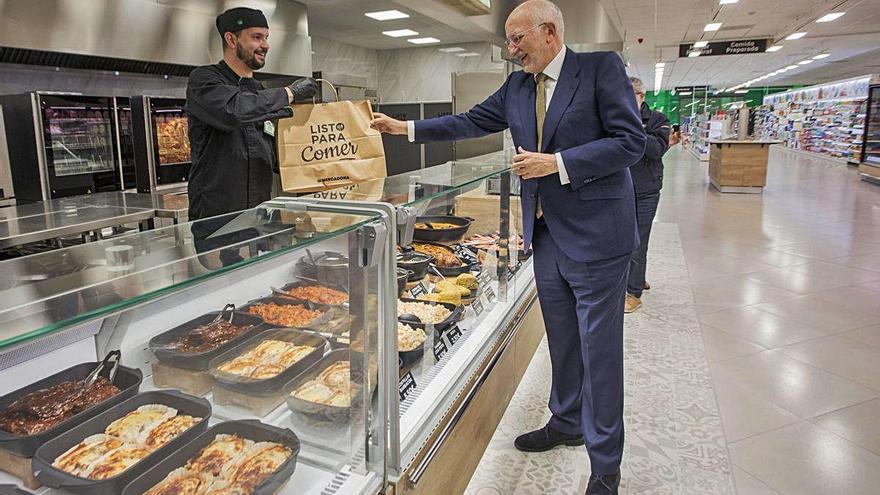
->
[625,77,671,313]
[186,6,318,221]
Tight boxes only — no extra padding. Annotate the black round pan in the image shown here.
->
[413,216,473,242]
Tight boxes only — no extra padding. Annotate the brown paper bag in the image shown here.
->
[277,97,387,193]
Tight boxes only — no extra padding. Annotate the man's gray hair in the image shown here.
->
[630,77,645,94]
[512,0,565,41]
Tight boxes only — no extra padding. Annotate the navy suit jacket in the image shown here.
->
[414,49,647,263]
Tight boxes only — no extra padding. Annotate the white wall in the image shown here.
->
[378,42,504,103]
[310,36,380,90]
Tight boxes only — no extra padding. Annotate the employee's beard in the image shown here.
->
[236,42,265,70]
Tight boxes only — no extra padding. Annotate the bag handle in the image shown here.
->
[315,78,340,103]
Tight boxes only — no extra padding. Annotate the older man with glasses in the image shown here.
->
[370,1,645,493]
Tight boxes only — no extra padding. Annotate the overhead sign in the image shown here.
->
[679,39,769,58]
[675,86,709,93]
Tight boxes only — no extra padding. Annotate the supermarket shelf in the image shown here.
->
[771,144,852,165]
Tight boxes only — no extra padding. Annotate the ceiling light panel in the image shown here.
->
[455,52,480,57]
[407,37,440,44]
[785,32,807,40]
[382,29,418,37]
[766,45,783,52]
[694,41,709,48]
[704,22,722,31]
[438,47,465,52]
[719,0,738,4]
[816,12,845,22]
[364,10,409,21]
[813,53,830,59]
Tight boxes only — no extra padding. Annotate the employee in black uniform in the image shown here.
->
[186,6,318,220]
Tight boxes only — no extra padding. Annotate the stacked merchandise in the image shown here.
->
[687,114,724,161]
[762,76,872,163]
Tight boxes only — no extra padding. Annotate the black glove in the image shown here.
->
[288,77,318,102]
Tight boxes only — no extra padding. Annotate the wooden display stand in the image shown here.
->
[708,140,780,193]
[0,448,40,489]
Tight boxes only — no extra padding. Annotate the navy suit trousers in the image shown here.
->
[532,219,628,475]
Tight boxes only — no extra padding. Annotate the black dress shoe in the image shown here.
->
[585,471,620,495]
[514,424,584,452]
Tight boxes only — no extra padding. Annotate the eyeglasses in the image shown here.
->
[504,23,546,47]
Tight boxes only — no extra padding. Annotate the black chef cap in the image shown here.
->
[216,7,269,36]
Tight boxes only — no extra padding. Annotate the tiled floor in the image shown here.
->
[466,145,880,494]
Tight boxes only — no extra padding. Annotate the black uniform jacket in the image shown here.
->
[185,60,293,220]
[629,102,671,195]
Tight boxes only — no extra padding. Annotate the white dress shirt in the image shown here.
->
[407,46,571,185]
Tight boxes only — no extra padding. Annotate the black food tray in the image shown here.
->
[122,419,300,495]
[286,350,362,422]
[33,390,210,495]
[276,280,349,308]
[240,296,333,331]
[149,311,267,371]
[413,215,472,242]
[0,361,143,457]
[397,298,463,332]
[398,340,425,367]
[0,485,34,495]
[209,328,328,396]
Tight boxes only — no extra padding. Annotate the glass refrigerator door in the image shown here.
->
[864,86,880,166]
[115,98,137,190]
[151,98,191,185]
[40,95,121,197]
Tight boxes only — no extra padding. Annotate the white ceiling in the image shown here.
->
[298,0,491,50]
[600,0,880,90]
[301,0,880,89]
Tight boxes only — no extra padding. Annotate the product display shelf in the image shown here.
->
[762,75,876,164]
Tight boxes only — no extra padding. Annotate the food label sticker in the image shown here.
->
[485,285,496,303]
[472,298,484,316]
[432,338,448,361]
[263,120,276,137]
[399,371,417,401]
[478,270,492,288]
[447,325,463,345]
[408,282,428,299]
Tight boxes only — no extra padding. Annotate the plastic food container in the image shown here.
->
[240,297,333,331]
[397,298,464,333]
[121,420,300,495]
[0,361,143,458]
[148,309,266,371]
[286,350,362,423]
[32,391,210,495]
[275,280,349,308]
[209,328,327,396]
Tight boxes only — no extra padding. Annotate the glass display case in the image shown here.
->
[0,200,392,494]
[0,152,539,494]
[131,97,191,193]
[0,93,125,202]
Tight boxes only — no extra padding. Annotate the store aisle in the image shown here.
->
[466,146,880,494]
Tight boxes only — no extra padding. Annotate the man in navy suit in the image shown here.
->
[371,1,645,492]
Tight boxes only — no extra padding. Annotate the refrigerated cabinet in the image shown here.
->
[0,93,124,202]
[131,96,191,193]
[859,82,880,185]
[0,152,542,495]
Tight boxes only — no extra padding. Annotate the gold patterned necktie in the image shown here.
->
[535,72,547,218]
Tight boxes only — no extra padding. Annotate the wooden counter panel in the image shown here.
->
[397,297,545,495]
